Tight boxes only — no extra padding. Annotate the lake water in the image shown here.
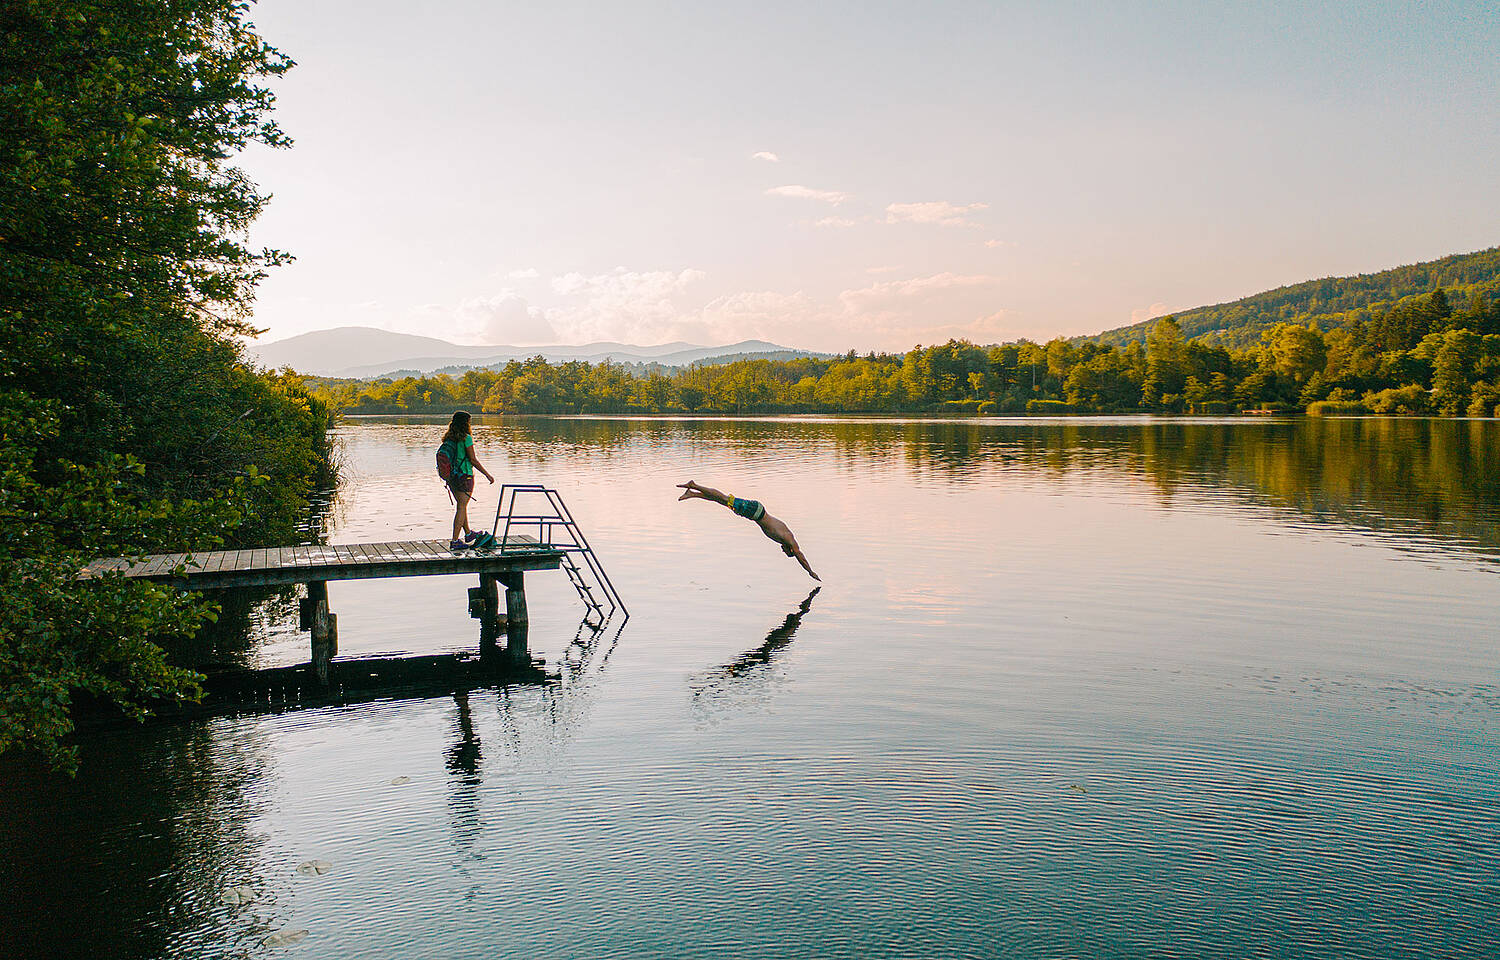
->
[3,416,1498,959]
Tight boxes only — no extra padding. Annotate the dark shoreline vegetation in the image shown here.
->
[1,1,334,769]
[307,272,1500,419]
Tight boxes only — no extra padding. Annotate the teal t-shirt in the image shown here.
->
[453,435,474,476]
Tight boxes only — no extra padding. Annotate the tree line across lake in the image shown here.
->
[310,287,1500,418]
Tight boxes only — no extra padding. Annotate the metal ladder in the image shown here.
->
[492,484,628,626]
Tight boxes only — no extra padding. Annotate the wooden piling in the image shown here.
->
[499,571,528,663]
[307,580,337,684]
[476,573,502,661]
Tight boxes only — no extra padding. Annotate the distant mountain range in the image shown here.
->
[1093,245,1500,348]
[246,327,820,377]
[251,245,1500,376]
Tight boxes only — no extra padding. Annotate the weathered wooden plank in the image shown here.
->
[148,553,186,577]
[81,538,565,590]
[302,545,333,568]
[393,541,428,561]
[383,541,417,561]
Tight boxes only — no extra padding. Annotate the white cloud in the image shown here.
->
[751,151,781,162]
[766,184,851,204]
[689,273,1010,351]
[431,265,1012,353]
[885,200,989,227]
[546,267,708,343]
[507,267,540,279]
[1130,302,1170,324]
[837,272,1000,312]
[983,239,1012,248]
[812,216,862,228]
[453,292,557,345]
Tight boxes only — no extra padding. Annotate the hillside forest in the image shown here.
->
[307,285,1500,418]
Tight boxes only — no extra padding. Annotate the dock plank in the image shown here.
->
[79,538,564,590]
[147,553,185,577]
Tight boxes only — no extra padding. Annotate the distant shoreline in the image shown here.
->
[331,410,1494,423]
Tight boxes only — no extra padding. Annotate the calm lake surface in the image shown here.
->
[3,416,1498,959]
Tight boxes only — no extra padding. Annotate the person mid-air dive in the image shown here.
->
[676,481,820,581]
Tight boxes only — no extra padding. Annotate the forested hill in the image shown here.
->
[1094,246,1500,348]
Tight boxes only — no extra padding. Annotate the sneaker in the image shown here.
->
[449,539,470,551]
[464,530,485,543]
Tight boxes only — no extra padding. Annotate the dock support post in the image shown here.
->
[476,573,502,661]
[499,571,528,663]
[305,580,337,684]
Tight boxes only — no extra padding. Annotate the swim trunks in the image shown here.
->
[727,495,765,522]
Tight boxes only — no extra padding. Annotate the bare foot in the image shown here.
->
[676,480,698,500]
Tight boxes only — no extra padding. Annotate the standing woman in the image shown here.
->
[441,411,495,549]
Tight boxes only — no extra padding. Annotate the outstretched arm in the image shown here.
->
[760,514,821,581]
[790,547,820,582]
[676,480,730,506]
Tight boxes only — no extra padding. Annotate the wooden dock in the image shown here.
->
[81,537,565,682]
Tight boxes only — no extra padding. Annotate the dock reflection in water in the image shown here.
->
[3,416,1498,960]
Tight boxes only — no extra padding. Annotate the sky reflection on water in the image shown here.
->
[2,416,1498,959]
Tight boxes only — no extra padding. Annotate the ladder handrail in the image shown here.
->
[540,489,628,617]
[491,484,628,622]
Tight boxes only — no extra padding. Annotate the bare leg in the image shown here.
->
[452,490,473,541]
[676,480,730,506]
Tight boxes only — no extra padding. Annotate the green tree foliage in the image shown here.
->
[1,0,332,768]
[306,285,1500,421]
[1143,318,1187,409]
[1095,247,1500,348]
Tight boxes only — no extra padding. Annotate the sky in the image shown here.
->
[240,0,1500,352]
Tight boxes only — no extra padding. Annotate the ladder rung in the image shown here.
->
[495,484,627,620]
